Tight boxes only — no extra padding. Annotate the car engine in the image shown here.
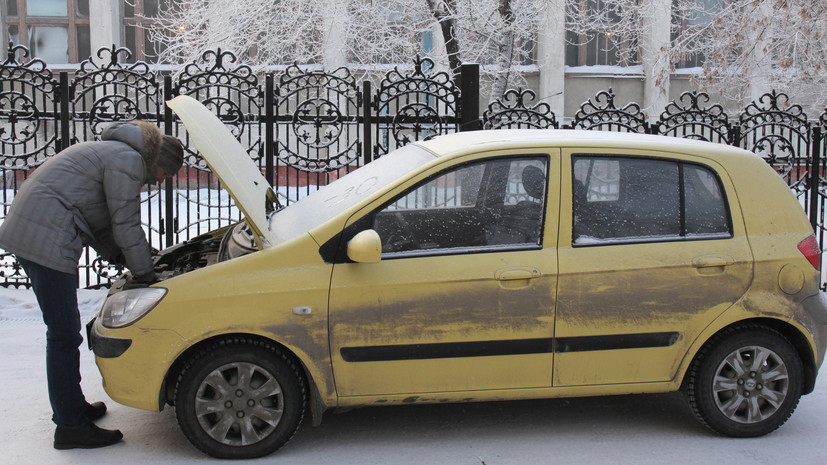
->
[110,221,259,292]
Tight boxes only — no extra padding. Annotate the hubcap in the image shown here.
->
[712,345,789,424]
[194,362,284,446]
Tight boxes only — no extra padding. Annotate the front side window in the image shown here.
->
[373,156,548,256]
[573,156,730,245]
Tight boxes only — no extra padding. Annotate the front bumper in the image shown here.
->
[86,317,132,358]
[86,317,186,411]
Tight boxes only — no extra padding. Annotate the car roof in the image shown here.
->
[414,129,756,161]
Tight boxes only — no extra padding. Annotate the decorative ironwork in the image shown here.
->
[0,43,58,169]
[375,57,459,156]
[483,88,557,130]
[71,45,161,139]
[274,64,360,172]
[0,251,29,288]
[175,48,261,167]
[658,91,730,143]
[739,90,810,196]
[572,88,647,133]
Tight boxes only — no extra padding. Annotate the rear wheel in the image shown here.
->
[174,338,306,459]
[685,326,803,437]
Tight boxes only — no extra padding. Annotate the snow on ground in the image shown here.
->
[2,286,827,464]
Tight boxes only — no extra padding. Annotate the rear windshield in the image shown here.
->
[268,144,437,245]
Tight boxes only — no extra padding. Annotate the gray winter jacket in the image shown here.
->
[0,122,161,278]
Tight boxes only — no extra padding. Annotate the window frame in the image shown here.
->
[3,0,90,63]
[571,153,733,247]
[122,0,168,63]
[565,0,640,67]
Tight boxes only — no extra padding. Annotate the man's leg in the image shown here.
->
[18,257,122,449]
[18,257,87,428]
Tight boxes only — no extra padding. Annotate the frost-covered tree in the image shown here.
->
[567,0,827,113]
[149,0,546,101]
[685,0,827,112]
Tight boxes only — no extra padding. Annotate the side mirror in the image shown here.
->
[347,230,382,263]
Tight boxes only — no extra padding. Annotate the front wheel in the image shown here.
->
[684,326,803,437]
[174,338,306,459]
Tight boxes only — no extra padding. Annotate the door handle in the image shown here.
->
[692,254,734,274]
[495,266,542,281]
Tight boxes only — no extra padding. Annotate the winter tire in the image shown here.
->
[174,338,306,459]
[685,326,803,437]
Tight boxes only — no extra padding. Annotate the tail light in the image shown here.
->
[798,235,822,271]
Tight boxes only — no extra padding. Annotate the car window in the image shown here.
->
[374,156,548,257]
[573,156,731,245]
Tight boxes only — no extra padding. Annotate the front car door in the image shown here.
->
[554,149,753,387]
[328,151,560,397]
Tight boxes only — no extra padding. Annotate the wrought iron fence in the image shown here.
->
[1,43,826,288]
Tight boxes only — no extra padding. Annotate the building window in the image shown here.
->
[123,0,170,63]
[3,0,91,63]
[565,0,639,67]
[671,0,720,69]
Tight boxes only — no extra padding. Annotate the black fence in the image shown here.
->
[1,44,826,288]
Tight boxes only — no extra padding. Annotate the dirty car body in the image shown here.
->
[88,95,827,459]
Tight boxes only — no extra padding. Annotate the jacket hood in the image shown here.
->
[101,121,162,169]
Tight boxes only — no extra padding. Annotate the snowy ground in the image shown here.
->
[2,287,827,465]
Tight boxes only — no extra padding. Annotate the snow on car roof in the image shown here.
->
[414,129,757,161]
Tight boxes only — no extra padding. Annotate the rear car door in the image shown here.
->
[328,151,560,397]
[554,150,753,387]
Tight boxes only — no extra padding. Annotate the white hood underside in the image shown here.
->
[166,95,277,248]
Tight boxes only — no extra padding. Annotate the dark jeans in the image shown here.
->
[18,257,88,428]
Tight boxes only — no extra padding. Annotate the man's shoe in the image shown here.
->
[54,423,123,450]
[85,401,107,421]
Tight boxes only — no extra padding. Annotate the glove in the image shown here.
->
[123,271,158,290]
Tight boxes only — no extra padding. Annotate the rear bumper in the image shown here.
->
[800,292,827,371]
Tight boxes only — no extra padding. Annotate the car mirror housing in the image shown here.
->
[347,229,382,263]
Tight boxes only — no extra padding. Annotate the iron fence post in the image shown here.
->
[729,125,742,148]
[163,75,175,248]
[363,80,373,164]
[58,72,70,152]
[265,74,275,186]
[810,126,823,234]
[459,63,481,132]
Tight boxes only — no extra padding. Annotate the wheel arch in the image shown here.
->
[162,332,329,424]
[681,318,817,395]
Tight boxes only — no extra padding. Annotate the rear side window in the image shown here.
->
[573,156,731,246]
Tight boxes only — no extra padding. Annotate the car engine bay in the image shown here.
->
[110,221,259,292]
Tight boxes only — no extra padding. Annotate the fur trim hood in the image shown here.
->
[101,121,162,168]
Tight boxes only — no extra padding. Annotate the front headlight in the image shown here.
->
[100,288,167,328]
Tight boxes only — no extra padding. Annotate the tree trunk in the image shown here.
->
[426,0,463,80]
[490,0,516,101]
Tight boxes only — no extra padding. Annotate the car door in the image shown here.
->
[328,151,560,397]
[554,150,753,387]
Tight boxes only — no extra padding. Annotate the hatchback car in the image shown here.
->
[88,95,827,459]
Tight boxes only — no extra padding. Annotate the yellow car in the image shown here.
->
[88,95,827,459]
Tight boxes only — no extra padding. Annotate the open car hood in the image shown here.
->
[167,95,277,248]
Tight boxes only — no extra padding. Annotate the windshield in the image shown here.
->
[268,144,437,245]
